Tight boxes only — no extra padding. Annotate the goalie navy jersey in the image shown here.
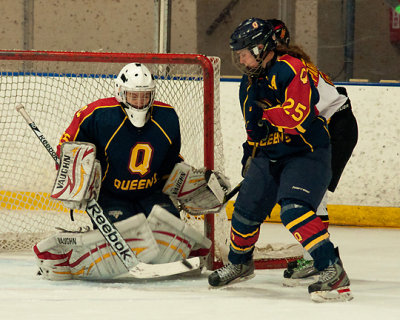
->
[239,54,330,160]
[57,97,182,201]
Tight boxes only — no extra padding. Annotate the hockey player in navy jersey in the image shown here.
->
[208,18,353,302]
[268,19,358,286]
[33,63,219,280]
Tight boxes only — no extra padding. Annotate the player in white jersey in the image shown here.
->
[268,19,358,284]
[314,72,348,119]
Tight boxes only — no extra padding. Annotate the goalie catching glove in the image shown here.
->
[51,142,101,210]
[162,162,231,215]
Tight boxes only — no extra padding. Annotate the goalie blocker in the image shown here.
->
[34,205,211,280]
[51,141,101,210]
[163,162,231,215]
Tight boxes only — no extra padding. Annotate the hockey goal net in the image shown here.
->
[0,50,301,270]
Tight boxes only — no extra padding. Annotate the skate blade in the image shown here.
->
[209,273,255,289]
[282,275,318,287]
[310,287,354,303]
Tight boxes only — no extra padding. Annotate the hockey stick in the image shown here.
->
[16,104,199,278]
[119,257,201,279]
[222,181,242,204]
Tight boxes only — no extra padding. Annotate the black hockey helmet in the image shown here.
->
[229,18,276,75]
[268,19,290,46]
[230,18,276,53]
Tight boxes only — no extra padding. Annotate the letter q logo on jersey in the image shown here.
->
[51,142,97,203]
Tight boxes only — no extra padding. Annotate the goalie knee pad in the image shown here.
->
[147,205,212,264]
[34,213,159,280]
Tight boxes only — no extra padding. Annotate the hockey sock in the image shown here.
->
[228,209,261,264]
[280,199,337,270]
[320,215,330,230]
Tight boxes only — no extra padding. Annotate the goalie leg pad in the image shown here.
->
[147,205,212,264]
[33,236,73,280]
[34,213,159,280]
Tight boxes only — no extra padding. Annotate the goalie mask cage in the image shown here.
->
[0,50,301,270]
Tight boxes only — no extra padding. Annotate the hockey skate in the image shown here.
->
[208,260,255,287]
[308,260,353,302]
[282,258,319,287]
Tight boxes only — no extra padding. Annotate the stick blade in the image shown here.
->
[119,257,201,279]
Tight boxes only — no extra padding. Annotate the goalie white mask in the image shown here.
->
[114,63,156,128]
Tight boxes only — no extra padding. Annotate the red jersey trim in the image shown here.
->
[152,101,174,109]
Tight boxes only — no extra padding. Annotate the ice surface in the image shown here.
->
[1,224,399,320]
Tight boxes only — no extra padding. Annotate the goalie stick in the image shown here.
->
[117,256,200,279]
[16,104,199,279]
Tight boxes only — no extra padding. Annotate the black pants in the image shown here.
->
[328,106,358,192]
